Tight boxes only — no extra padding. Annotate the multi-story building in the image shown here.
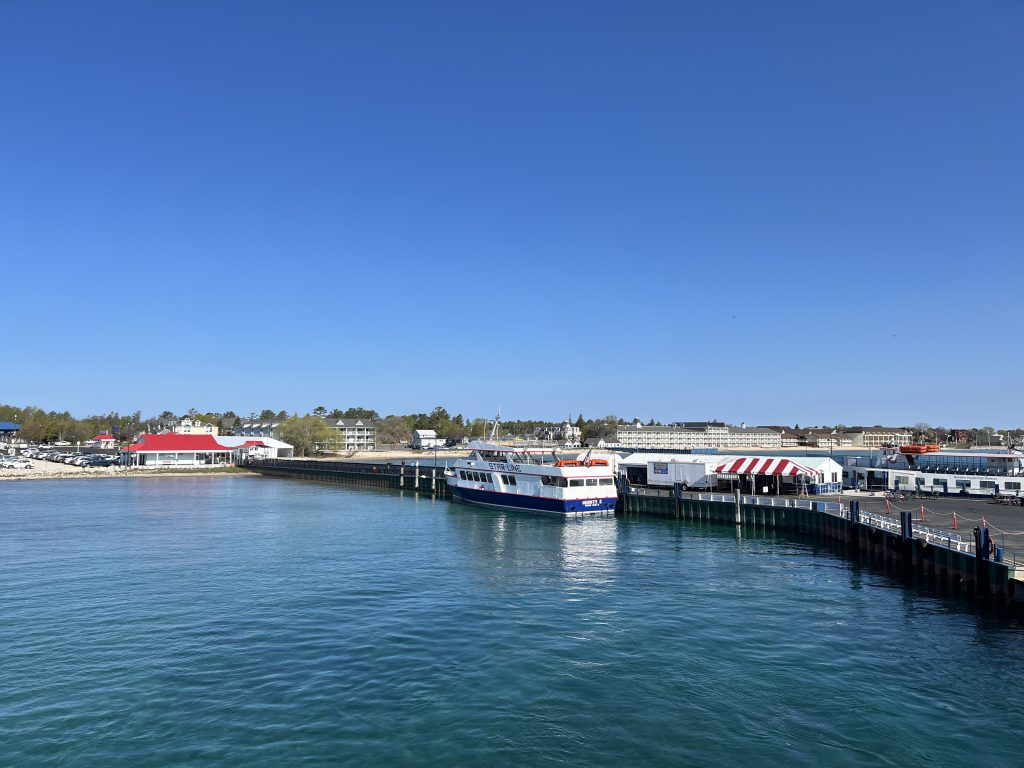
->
[172,417,219,436]
[236,419,282,439]
[320,417,377,452]
[840,427,912,448]
[616,422,782,451]
[804,429,853,449]
[760,426,813,448]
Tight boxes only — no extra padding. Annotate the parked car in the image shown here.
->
[83,455,119,467]
[0,457,33,469]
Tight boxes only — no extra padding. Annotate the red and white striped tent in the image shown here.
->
[714,456,819,477]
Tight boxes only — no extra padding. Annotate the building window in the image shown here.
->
[956,480,971,489]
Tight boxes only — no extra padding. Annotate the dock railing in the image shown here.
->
[624,485,977,556]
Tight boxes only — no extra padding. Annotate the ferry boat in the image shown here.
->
[445,440,618,515]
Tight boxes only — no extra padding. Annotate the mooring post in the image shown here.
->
[400,463,405,489]
[734,489,741,525]
[414,461,420,491]
[431,467,436,493]
[974,526,991,601]
[902,511,914,576]
[674,482,681,518]
[850,500,861,551]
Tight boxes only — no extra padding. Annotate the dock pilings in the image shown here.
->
[621,485,1019,613]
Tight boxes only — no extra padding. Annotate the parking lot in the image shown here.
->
[0,448,124,479]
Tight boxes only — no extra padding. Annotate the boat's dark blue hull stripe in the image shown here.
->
[450,486,616,514]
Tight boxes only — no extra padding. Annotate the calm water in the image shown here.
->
[2,477,1022,767]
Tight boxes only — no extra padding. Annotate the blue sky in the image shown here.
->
[2,1,1021,426]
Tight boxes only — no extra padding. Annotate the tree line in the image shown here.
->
[5,403,1017,455]
[0,402,627,452]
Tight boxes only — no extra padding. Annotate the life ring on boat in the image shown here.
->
[554,460,581,467]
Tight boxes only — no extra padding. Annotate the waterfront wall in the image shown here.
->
[246,458,452,498]
[623,486,1018,611]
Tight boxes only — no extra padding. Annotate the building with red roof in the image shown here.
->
[124,433,293,467]
[89,434,118,449]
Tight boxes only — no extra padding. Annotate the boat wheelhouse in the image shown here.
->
[446,441,618,516]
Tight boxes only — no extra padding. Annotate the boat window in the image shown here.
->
[459,471,468,480]
[557,478,568,487]
[541,476,555,486]
[599,478,614,486]
[586,479,598,486]
[569,479,584,487]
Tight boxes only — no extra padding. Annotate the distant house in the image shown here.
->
[0,421,20,442]
[411,429,446,449]
[584,437,620,449]
[90,434,118,449]
[173,417,219,436]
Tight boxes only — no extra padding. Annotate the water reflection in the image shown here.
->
[445,504,619,583]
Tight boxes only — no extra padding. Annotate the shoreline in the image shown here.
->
[0,466,258,482]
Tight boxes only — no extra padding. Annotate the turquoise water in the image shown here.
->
[2,477,1022,767]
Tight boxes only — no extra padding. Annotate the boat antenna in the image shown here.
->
[488,409,501,441]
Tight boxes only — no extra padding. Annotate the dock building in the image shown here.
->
[618,452,843,495]
[124,433,294,467]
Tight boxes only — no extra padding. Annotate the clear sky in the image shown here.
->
[2,1,1021,426]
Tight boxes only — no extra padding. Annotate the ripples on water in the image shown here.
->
[1,477,1022,767]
